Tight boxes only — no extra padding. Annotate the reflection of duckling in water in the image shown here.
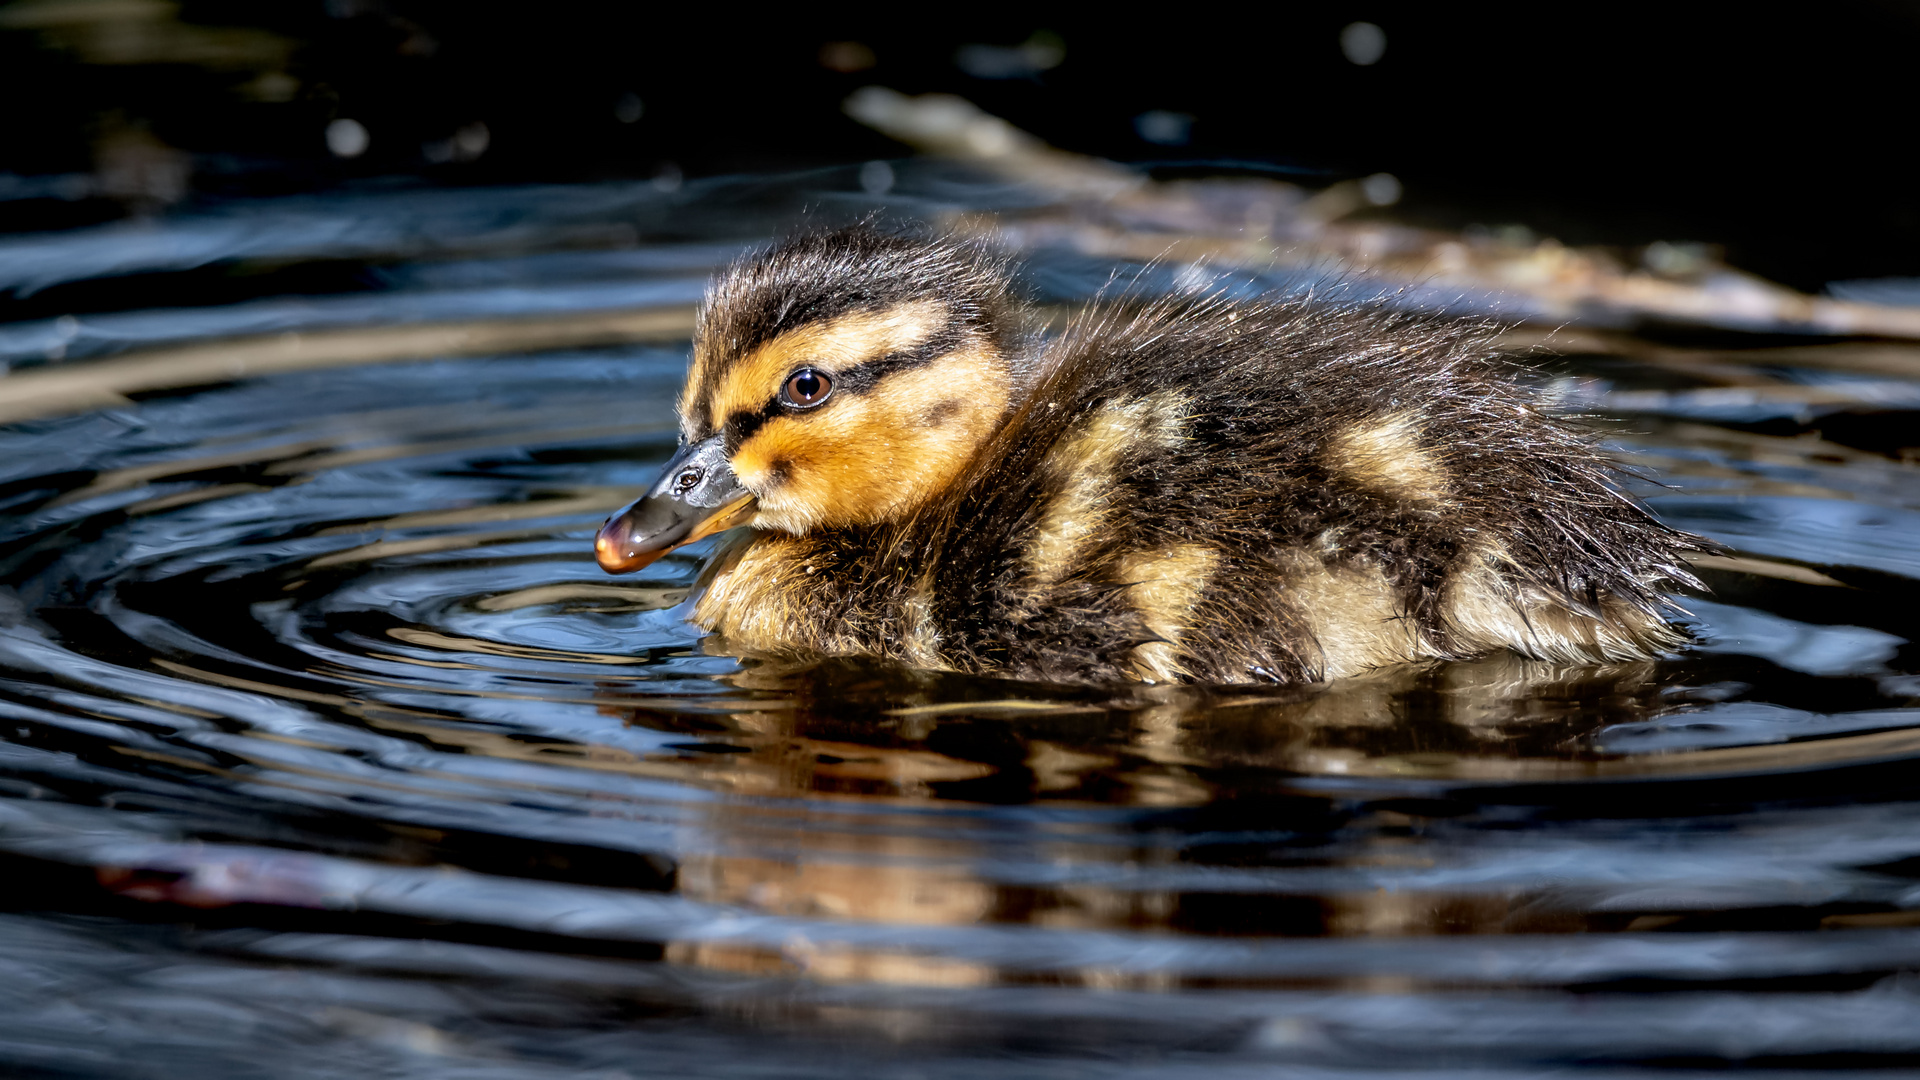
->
[595,226,1710,685]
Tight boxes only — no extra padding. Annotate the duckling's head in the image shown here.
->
[596,227,1023,573]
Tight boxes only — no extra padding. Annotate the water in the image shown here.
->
[5,168,1920,1077]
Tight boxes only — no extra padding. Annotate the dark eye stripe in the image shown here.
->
[691,314,963,437]
[723,398,786,450]
[718,325,969,450]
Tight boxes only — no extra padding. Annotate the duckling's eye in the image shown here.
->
[781,368,834,409]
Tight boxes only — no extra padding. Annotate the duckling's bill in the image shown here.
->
[595,434,757,574]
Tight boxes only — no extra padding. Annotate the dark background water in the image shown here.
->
[3,0,1919,288]
[6,5,1920,1078]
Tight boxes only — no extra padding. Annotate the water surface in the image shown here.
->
[5,170,1920,1077]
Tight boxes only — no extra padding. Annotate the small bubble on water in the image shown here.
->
[326,118,369,158]
[452,122,490,162]
[859,160,895,195]
[1340,21,1387,65]
[1361,172,1402,206]
[1134,110,1194,147]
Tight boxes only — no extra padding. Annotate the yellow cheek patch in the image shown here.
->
[702,301,947,430]
[729,344,1009,532]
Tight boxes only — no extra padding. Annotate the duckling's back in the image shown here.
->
[896,290,1704,683]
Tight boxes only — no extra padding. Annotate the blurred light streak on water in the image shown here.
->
[5,164,1920,1077]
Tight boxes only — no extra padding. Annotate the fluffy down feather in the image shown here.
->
[656,227,1711,684]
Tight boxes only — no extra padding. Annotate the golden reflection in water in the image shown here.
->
[592,654,1694,988]
[160,633,1913,991]
[638,649,1683,795]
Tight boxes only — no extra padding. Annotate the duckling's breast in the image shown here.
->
[694,529,949,670]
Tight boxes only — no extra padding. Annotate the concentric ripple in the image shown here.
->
[6,318,1920,1075]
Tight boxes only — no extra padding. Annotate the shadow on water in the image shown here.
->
[5,168,1920,1077]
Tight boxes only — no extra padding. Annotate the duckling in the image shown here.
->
[594,226,1709,685]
